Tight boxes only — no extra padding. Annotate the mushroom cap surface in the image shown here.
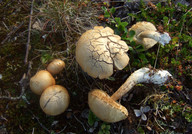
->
[76,26,129,79]
[129,21,157,50]
[88,89,128,123]
[30,70,55,95]
[40,85,70,116]
[47,59,65,75]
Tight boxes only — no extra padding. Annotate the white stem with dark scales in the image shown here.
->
[137,30,171,45]
[111,67,173,101]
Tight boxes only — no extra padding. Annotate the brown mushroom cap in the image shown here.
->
[40,85,70,116]
[88,89,128,123]
[129,21,157,50]
[30,70,55,95]
[47,59,65,75]
[76,26,129,79]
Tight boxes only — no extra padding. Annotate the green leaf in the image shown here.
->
[121,22,128,27]
[129,30,135,37]
[104,11,110,18]
[88,110,99,126]
[41,53,52,64]
[110,7,115,14]
[114,17,121,24]
[107,77,115,81]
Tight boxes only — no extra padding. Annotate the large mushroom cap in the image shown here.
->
[40,85,70,116]
[30,70,55,95]
[88,89,128,123]
[76,26,129,79]
[129,21,157,50]
[47,59,65,75]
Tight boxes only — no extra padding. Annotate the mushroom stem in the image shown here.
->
[111,67,172,101]
[137,30,171,45]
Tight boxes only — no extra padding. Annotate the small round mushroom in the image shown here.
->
[47,59,65,75]
[88,67,173,122]
[30,70,55,95]
[40,85,70,116]
[129,21,171,50]
[88,89,128,123]
[76,26,129,79]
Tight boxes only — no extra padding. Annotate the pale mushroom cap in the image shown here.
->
[129,21,157,49]
[47,59,65,75]
[30,70,55,95]
[88,89,128,123]
[40,85,70,116]
[76,26,129,79]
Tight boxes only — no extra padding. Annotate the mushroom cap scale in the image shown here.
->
[40,85,70,116]
[88,89,128,123]
[47,59,65,75]
[129,21,157,50]
[76,26,129,79]
[30,70,55,95]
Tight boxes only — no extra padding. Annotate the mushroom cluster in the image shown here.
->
[30,59,69,116]
[75,24,172,123]
[76,26,129,79]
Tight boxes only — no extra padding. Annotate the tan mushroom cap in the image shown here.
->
[47,59,65,75]
[30,70,55,95]
[88,89,128,123]
[129,21,157,50]
[40,85,70,116]
[76,26,129,79]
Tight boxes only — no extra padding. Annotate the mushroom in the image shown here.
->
[88,89,128,123]
[88,67,172,122]
[40,85,70,116]
[129,21,171,50]
[76,26,129,79]
[30,70,55,95]
[47,59,65,75]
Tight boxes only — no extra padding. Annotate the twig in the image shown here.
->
[73,114,87,131]
[32,128,35,134]
[0,62,32,100]
[154,43,161,68]
[30,112,50,133]
[1,22,24,45]
[56,126,67,134]
[24,0,35,64]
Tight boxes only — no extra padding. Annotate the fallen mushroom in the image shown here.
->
[40,85,70,116]
[129,21,171,50]
[30,70,55,95]
[47,59,65,75]
[76,26,129,79]
[88,89,128,123]
[111,67,172,100]
[88,67,172,122]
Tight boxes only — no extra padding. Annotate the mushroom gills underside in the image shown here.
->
[88,89,128,123]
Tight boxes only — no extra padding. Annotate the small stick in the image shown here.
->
[0,62,32,100]
[1,22,24,45]
[24,0,35,64]
[154,43,161,68]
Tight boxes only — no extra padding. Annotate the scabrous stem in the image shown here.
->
[111,67,172,101]
[137,30,171,45]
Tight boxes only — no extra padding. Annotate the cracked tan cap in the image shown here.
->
[129,21,157,50]
[76,26,129,79]
[30,70,55,95]
[88,89,128,123]
[40,85,70,116]
[47,59,65,75]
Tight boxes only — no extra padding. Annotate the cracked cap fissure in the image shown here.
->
[76,26,129,79]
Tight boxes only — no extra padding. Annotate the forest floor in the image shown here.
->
[0,0,192,134]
